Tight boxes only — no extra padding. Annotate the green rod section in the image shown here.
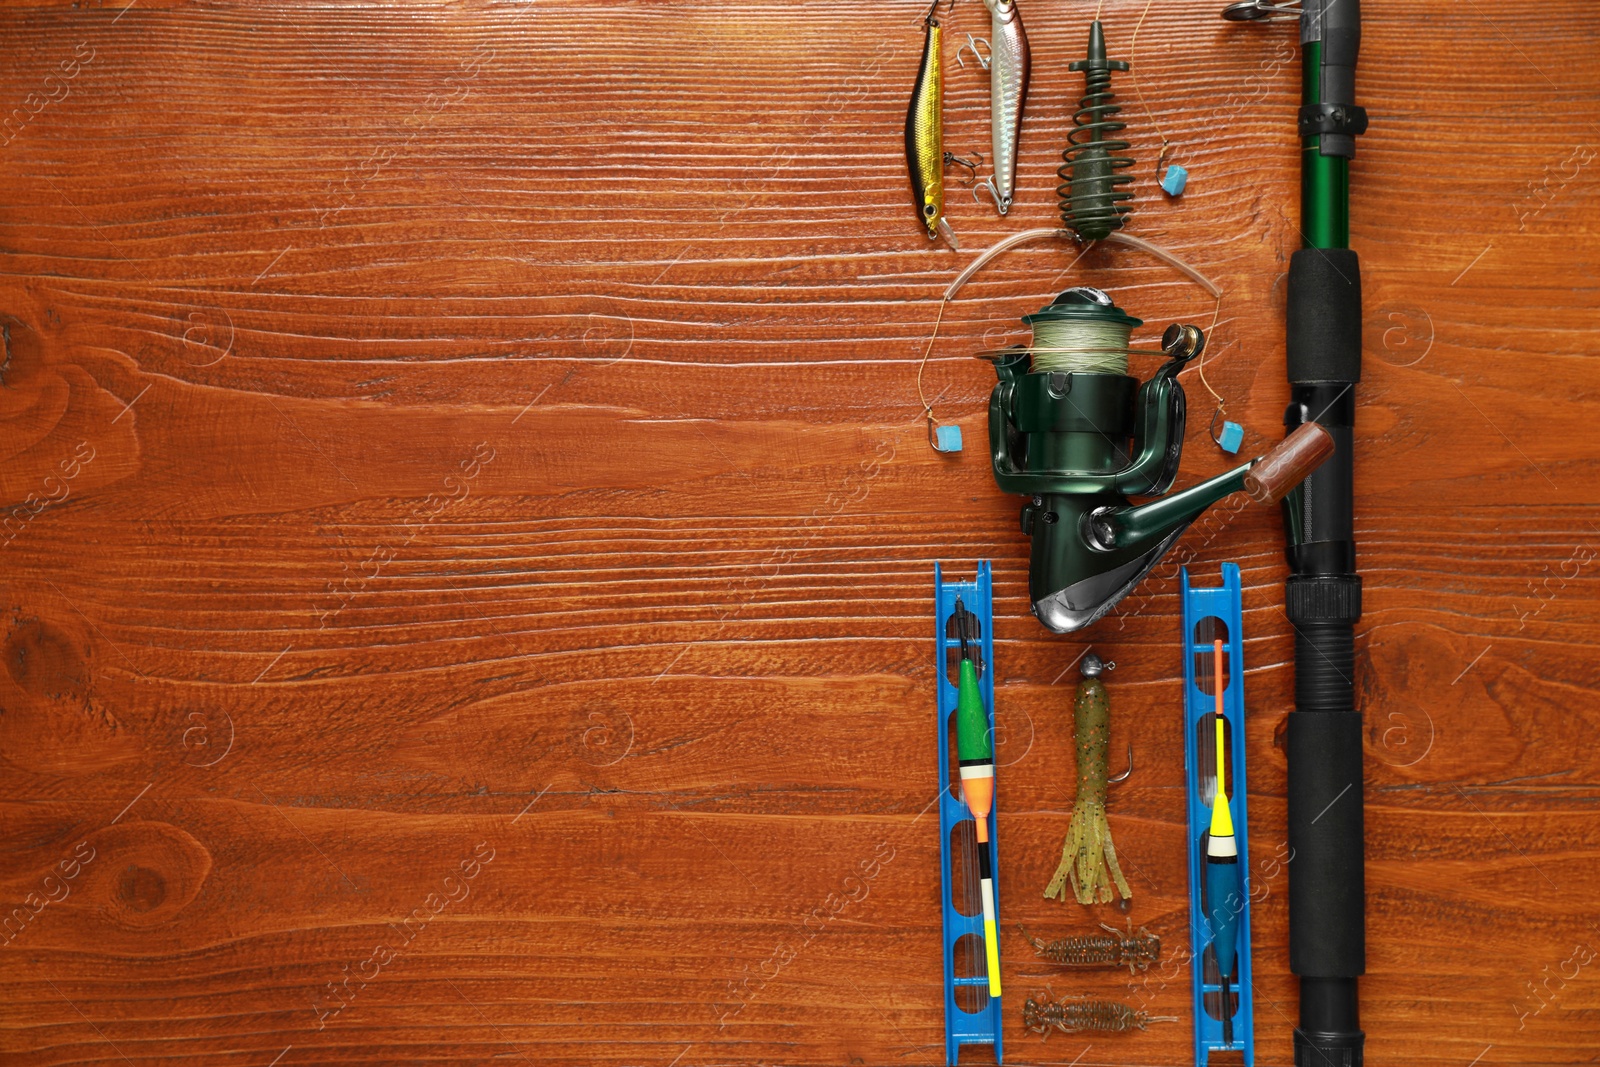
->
[1300,40,1349,250]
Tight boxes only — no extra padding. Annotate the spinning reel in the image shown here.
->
[984,287,1332,633]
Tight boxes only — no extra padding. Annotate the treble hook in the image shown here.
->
[956,34,992,70]
[972,176,1012,215]
[1108,744,1134,784]
[943,150,982,186]
[921,0,955,25]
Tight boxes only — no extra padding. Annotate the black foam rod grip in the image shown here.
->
[1287,247,1361,385]
[1287,702,1366,977]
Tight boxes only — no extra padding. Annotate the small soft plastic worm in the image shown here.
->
[1019,920,1160,974]
[1022,993,1178,1036]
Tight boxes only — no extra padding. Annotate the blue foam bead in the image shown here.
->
[935,425,964,453]
[1160,164,1189,197]
[1218,420,1244,454]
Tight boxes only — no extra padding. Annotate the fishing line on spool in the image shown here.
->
[1022,319,1130,375]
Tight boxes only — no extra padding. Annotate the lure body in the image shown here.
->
[906,11,958,249]
[1021,921,1160,974]
[980,0,1029,214]
[1044,655,1132,905]
[1022,994,1175,1036]
[1076,675,1110,801]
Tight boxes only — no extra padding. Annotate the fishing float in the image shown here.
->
[954,599,1002,998]
[1205,637,1243,1048]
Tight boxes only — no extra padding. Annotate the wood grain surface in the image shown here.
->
[1,1,1597,1064]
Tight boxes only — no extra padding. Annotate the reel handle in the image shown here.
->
[1243,421,1334,504]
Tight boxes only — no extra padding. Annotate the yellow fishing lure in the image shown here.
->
[905,0,959,249]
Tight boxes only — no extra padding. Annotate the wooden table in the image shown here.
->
[2,2,1595,1064]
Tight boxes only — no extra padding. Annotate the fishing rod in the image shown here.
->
[1223,2,1368,1064]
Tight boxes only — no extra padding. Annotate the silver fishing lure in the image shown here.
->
[973,0,1030,214]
